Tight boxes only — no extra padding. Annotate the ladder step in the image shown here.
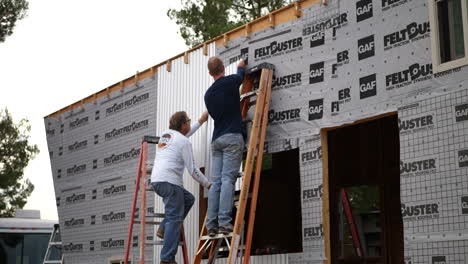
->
[49,241,62,246]
[134,220,162,225]
[145,240,185,246]
[146,213,165,218]
[240,90,258,101]
[200,233,233,240]
[246,62,275,75]
[43,261,63,264]
[143,135,159,144]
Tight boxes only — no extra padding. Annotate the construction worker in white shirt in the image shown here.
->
[150,111,211,264]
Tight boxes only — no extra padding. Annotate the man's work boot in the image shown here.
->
[218,224,233,235]
[207,228,218,237]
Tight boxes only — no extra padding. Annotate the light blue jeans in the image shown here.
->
[152,182,194,262]
[206,133,244,230]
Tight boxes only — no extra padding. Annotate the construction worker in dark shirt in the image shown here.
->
[204,57,246,236]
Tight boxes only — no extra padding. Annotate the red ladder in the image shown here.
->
[124,136,189,264]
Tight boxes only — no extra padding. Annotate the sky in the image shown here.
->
[0,0,188,220]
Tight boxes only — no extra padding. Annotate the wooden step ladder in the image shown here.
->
[124,136,190,264]
[193,63,274,264]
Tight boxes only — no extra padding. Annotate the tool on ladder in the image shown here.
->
[42,224,64,264]
[124,136,190,264]
[193,62,274,264]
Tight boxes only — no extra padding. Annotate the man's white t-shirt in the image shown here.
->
[150,122,210,188]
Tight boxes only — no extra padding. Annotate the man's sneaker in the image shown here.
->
[156,226,164,239]
[207,228,218,237]
[218,225,233,235]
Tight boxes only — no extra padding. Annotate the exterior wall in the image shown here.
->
[45,77,158,263]
[214,0,468,263]
[44,0,468,263]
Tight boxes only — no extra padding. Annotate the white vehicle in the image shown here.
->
[0,209,57,264]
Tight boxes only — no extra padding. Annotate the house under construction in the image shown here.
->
[44,0,468,263]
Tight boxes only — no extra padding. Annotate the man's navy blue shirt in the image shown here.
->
[205,67,245,141]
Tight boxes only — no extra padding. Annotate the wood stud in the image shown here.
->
[166,60,171,72]
[184,52,189,64]
[223,34,228,48]
[294,2,302,18]
[268,13,275,27]
[203,43,208,56]
[245,23,251,39]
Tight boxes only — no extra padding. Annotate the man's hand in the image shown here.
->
[198,111,209,124]
[238,59,246,68]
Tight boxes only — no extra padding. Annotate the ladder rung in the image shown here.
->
[43,261,63,264]
[146,213,165,218]
[200,233,232,240]
[145,240,184,246]
[49,242,62,246]
[134,220,162,225]
[240,90,258,101]
[246,62,275,75]
[143,136,159,144]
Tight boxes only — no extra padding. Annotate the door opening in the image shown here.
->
[326,114,403,264]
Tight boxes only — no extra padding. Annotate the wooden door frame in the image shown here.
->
[320,112,397,264]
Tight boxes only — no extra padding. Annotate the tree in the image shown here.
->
[0,108,38,217]
[168,0,293,47]
[0,0,29,43]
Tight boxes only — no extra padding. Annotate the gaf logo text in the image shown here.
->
[358,35,375,60]
[309,62,324,84]
[359,74,377,99]
[310,31,325,48]
[455,103,468,122]
[308,99,324,120]
[458,149,468,168]
[356,0,373,22]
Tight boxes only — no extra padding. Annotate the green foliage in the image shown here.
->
[168,0,293,47]
[0,108,38,217]
[0,0,29,43]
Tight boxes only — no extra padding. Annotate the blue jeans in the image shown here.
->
[151,182,195,262]
[206,133,244,230]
